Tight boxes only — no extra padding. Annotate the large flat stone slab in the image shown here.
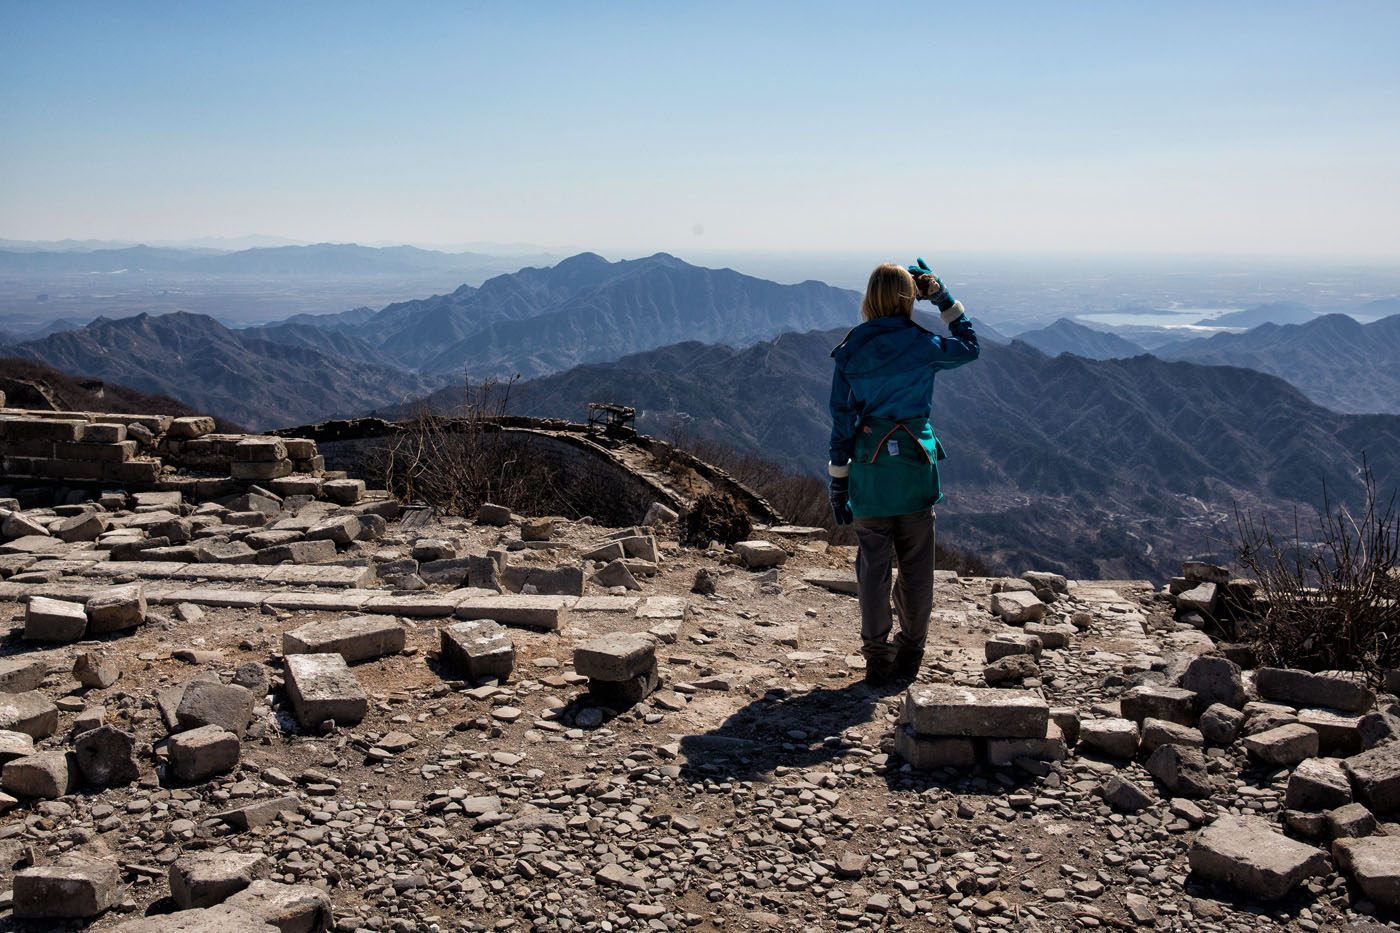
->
[285,654,367,729]
[282,614,405,663]
[260,591,371,612]
[360,594,457,617]
[1188,814,1328,900]
[23,595,87,642]
[1256,667,1374,713]
[266,563,376,588]
[903,686,1049,739]
[1334,835,1400,911]
[455,594,569,631]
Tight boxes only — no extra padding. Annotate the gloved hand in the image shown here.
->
[829,475,853,526]
[907,257,964,323]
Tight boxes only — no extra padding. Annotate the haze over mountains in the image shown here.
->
[1013,318,1147,360]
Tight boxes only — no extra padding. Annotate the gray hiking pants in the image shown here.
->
[854,509,935,663]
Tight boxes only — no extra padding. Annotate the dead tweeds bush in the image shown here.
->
[1234,466,1400,683]
[374,378,573,518]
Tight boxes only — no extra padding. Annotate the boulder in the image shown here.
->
[73,725,140,787]
[1120,684,1197,726]
[24,595,88,642]
[733,540,787,569]
[1327,802,1377,839]
[1199,703,1245,746]
[1188,814,1328,900]
[1346,743,1400,812]
[0,656,47,693]
[74,649,120,689]
[0,690,59,738]
[1179,655,1247,709]
[983,654,1040,686]
[177,680,256,738]
[1145,744,1217,798]
[224,880,333,933]
[1099,774,1155,813]
[1140,717,1205,753]
[2,750,75,798]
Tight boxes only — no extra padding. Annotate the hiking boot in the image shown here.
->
[863,658,895,687]
[893,647,924,679]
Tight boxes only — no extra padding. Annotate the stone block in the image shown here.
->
[0,728,35,762]
[456,594,569,631]
[1120,684,1197,726]
[1183,560,1230,585]
[215,794,299,831]
[170,851,270,909]
[285,654,367,729]
[985,720,1067,766]
[440,618,515,682]
[618,534,659,562]
[81,422,126,443]
[169,724,241,781]
[893,725,975,770]
[1140,717,1205,753]
[642,502,679,526]
[984,632,1042,661]
[1188,814,1327,900]
[477,503,512,526]
[801,569,858,595]
[177,680,256,737]
[2,750,75,797]
[1023,621,1074,650]
[282,614,405,663]
[734,540,787,569]
[233,437,287,462]
[904,685,1049,739]
[589,663,660,706]
[254,539,337,565]
[1256,667,1374,713]
[169,416,216,439]
[1079,717,1140,759]
[231,459,293,480]
[1176,582,1217,615]
[1099,774,1155,813]
[224,880,332,933]
[322,478,365,505]
[1327,801,1376,839]
[0,656,46,693]
[1298,707,1363,756]
[989,590,1046,624]
[1346,743,1400,812]
[85,583,147,634]
[13,855,120,919]
[500,563,585,596]
[591,559,640,591]
[54,511,109,543]
[1286,757,1354,811]
[0,690,58,738]
[24,595,88,641]
[1333,835,1400,911]
[1243,723,1321,766]
[575,632,657,681]
[304,515,361,546]
[583,540,626,562]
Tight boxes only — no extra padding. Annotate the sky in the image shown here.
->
[2,1,1398,257]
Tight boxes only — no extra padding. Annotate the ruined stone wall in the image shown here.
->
[0,406,342,503]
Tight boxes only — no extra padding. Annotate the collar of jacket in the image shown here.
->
[830,315,933,361]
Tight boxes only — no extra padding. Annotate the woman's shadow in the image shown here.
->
[677,679,902,784]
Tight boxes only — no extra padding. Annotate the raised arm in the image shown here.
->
[930,304,979,370]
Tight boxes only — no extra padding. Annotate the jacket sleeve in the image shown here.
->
[930,308,980,370]
[828,364,856,473]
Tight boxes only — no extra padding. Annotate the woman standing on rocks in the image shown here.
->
[827,259,980,686]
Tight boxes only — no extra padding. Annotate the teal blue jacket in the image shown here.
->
[828,313,980,470]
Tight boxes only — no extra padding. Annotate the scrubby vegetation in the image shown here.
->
[1234,466,1400,683]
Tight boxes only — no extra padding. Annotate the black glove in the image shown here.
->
[829,475,853,526]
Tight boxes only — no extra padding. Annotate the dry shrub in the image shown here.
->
[1234,465,1400,682]
[375,378,571,518]
[682,493,752,547]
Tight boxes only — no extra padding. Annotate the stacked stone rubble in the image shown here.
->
[895,685,1062,770]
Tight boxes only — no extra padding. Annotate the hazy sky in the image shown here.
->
[2,1,1397,257]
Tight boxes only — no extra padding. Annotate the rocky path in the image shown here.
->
[0,486,1395,931]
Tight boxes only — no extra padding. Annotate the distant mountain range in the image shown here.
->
[0,243,554,279]
[417,326,1400,579]
[1162,313,1400,414]
[253,251,864,377]
[4,311,431,429]
[1202,301,1319,328]
[1014,318,1147,359]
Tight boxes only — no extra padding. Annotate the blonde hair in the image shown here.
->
[861,263,916,321]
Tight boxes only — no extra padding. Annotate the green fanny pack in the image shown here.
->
[848,416,945,519]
